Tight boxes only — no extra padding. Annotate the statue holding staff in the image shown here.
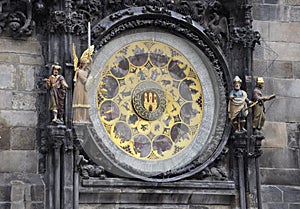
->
[252,77,275,134]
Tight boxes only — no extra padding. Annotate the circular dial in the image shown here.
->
[96,41,204,160]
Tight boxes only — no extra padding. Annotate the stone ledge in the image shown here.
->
[79,204,232,209]
[80,179,236,205]
[81,178,235,190]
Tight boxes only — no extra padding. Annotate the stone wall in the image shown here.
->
[252,0,300,208]
[0,34,45,208]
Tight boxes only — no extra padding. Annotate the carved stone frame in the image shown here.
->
[75,7,232,182]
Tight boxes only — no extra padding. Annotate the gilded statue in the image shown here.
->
[252,77,275,134]
[45,64,69,124]
[228,76,252,133]
[72,44,94,123]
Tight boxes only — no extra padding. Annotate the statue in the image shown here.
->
[72,44,94,123]
[45,64,69,124]
[252,77,276,134]
[228,76,251,133]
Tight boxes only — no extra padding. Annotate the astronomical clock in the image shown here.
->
[81,29,229,182]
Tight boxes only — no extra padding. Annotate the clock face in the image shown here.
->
[96,41,204,161]
[86,31,224,178]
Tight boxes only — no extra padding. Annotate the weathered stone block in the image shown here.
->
[0,64,16,90]
[253,0,264,3]
[269,22,300,43]
[279,5,290,22]
[0,52,20,63]
[11,93,36,111]
[290,6,300,22]
[29,203,45,209]
[265,97,300,122]
[0,203,10,209]
[260,168,300,185]
[280,186,300,202]
[0,110,37,127]
[0,38,41,55]
[11,127,35,150]
[290,204,300,209]
[253,44,265,60]
[19,55,43,65]
[267,61,293,78]
[261,185,283,202]
[273,78,300,98]
[265,42,300,62]
[0,127,10,150]
[263,203,288,209]
[10,180,26,201]
[253,60,268,77]
[260,148,299,168]
[30,184,45,202]
[0,90,13,109]
[264,0,279,4]
[286,0,300,5]
[17,65,36,91]
[0,150,37,173]
[286,122,300,149]
[0,185,11,201]
[262,122,287,148]
[190,194,233,205]
[293,61,300,79]
[253,4,280,21]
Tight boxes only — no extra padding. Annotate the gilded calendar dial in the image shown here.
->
[96,41,204,160]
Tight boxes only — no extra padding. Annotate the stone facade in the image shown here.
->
[0,34,45,208]
[252,0,300,208]
[0,0,299,208]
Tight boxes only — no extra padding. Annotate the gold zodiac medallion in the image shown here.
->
[97,40,204,160]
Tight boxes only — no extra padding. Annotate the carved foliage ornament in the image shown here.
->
[230,26,261,48]
[46,0,229,47]
[49,0,105,35]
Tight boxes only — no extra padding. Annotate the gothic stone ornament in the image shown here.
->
[76,8,231,182]
[46,1,229,49]
[230,26,261,48]
[0,0,34,37]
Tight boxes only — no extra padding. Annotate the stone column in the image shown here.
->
[61,129,74,209]
[47,125,66,209]
[252,134,265,209]
[73,124,86,209]
[233,132,247,209]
